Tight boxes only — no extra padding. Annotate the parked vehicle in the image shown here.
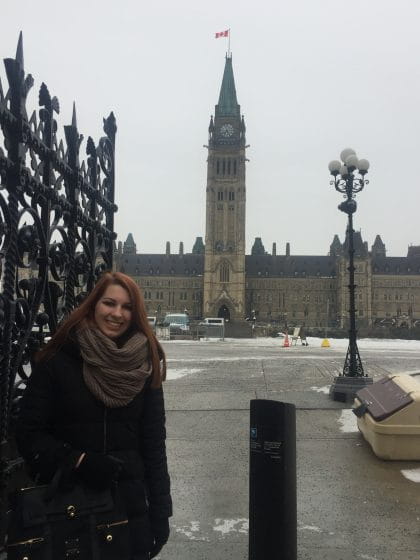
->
[163,313,190,331]
[201,317,225,326]
[147,316,157,331]
[198,317,225,340]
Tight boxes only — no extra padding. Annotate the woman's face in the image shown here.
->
[94,284,133,339]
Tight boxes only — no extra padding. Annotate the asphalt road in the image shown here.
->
[157,337,420,560]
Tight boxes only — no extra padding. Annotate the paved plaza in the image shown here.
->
[158,337,420,560]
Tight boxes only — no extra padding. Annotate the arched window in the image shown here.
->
[220,261,230,283]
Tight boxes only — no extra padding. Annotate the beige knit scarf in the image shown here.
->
[76,325,152,408]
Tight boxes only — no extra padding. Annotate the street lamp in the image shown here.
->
[328,148,373,401]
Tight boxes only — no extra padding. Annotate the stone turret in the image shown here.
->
[329,234,343,257]
[407,245,420,258]
[251,237,266,256]
[343,230,368,258]
[371,235,386,258]
[123,233,136,255]
[192,236,205,255]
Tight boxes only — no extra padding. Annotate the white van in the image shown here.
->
[163,313,190,331]
[202,317,225,326]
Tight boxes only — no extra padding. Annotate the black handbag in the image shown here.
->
[6,469,130,560]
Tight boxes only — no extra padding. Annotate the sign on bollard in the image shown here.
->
[249,400,297,560]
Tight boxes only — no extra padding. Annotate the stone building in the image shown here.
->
[115,55,420,329]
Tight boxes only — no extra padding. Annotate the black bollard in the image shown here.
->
[249,399,297,560]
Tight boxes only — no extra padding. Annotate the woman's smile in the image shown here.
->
[94,284,133,339]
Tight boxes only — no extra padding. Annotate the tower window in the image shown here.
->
[229,191,235,201]
[234,159,237,175]
[216,159,220,174]
[220,262,230,283]
[227,159,231,174]
[218,191,224,201]
[222,159,226,175]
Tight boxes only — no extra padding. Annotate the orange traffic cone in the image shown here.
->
[283,333,290,347]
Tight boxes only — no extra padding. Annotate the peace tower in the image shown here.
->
[203,55,247,321]
[116,55,420,332]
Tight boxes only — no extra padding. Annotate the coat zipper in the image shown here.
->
[103,408,107,454]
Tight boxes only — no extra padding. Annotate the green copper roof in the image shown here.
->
[125,233,135,246]
[215,56,240,118]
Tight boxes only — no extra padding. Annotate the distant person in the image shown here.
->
[15,271,172,559]
[300,326,308,346]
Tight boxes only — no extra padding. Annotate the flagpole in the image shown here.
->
[228,29,231,56]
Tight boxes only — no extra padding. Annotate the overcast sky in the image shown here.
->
[2,0,420,257]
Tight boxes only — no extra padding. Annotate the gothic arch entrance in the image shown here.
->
[218,305,230,321]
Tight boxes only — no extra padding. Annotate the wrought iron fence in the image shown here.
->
[0,33,117,546]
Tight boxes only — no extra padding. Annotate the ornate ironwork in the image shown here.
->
[329,150,370,378]
[0,33,117,545]
[328,149,373,401]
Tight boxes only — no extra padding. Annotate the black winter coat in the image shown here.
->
[15,339,172,555]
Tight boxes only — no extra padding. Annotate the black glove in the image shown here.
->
[75,452,123,489]
[149,517,170,559]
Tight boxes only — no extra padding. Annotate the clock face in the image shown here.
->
[220,124,234,137]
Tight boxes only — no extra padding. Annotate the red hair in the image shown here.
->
[36,271,166,388]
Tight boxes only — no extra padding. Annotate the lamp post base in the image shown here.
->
[329,376,373,403]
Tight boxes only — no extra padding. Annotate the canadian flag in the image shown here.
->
[215,30,229,38]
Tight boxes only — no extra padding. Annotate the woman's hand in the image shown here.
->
[149,516,170,558]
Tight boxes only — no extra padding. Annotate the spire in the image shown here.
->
[192,236,205,255]
[371,235,386,258]
[251,237,266,256]
[343,230,368,258]
[330,234,343,257]
[123,233,136,255]
[16,31,24,68]
[215,55,240,118]
[71,101,78,128]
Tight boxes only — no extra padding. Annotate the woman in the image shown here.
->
[15,271,172,559]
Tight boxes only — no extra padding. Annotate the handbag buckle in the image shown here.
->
[66,504,76,519]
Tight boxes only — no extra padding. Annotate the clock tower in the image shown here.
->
[203,55,247,321]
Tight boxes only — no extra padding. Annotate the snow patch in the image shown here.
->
[213,518,248,535]
[310,385,330,394]
[338,409,358,433]
[163,337,420,352]
[168,355,341,363]
[173,521,209,541]
[167,367,202,380]
[401,468,420,483]
[299,525,323,533]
